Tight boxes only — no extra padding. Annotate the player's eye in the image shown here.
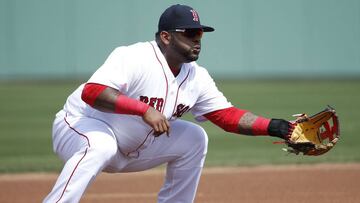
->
[171,28,203,38]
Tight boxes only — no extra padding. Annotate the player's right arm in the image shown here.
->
[81,83,170,136]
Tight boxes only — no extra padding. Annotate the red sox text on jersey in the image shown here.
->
[140,95,190,118]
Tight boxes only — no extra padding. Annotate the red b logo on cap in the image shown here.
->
[190,10,199,22]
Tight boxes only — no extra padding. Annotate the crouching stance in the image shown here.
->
[44,4,291,203]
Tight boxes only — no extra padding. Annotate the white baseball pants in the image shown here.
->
[43,111,208,203]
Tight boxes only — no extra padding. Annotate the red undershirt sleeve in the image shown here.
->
[81,83,108,106]
[204,107,247,133]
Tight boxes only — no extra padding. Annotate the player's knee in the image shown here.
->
[193,126,208,152]
[88,137,118,163]
[185,124,208,154]
[172,124,208,169]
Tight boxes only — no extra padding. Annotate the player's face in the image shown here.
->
[169,28,203,62]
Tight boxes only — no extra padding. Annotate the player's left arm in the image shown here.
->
[204,107,293,139]
[194,67,292,139]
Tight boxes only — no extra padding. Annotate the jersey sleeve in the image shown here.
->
[191,67,232,122]
[87,46,139,94]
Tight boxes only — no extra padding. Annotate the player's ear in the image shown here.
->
[160,31,171,45]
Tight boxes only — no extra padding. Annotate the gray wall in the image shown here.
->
[1,0,359,79]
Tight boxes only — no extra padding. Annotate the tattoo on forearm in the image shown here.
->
[238,112,258,135]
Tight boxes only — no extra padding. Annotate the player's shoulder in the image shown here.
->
[113,41,152,53]
[108,41,153,62]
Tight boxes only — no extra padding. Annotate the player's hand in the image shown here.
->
[142,107,170,137]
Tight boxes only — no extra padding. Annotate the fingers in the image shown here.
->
[153,119,171,137]
[153,122,164,137]
[142,107,171,137]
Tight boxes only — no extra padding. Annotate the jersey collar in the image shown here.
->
[150,41,191,82]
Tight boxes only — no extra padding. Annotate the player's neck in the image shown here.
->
[166,59,182,77]
[156,41,182,77]
[170,66,181,77]
[163,54,183,76]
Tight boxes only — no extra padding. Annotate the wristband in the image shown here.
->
[252,117,271,135]
[268,119,290,139]
[115,95,150,116]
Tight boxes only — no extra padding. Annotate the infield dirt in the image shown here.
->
[0,163,359,203]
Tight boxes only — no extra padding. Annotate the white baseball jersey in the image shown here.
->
[63,40,232,156]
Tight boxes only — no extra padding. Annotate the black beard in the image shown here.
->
[185,51,199,62]
[170,36,200,62]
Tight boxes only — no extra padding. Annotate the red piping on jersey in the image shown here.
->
[56,114,91,202]
[126,130,153,157]
[63,114,90,147]
[124,42,169,157]
[56,148,88,203]
[149,42,168,114]
[170,69,190,119]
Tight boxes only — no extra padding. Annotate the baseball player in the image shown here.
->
[43,4,292,203]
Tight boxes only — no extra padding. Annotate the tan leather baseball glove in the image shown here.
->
[283,106,340,156]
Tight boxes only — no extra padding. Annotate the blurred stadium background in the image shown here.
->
[0,0,359,173]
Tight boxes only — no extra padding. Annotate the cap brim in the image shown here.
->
[202,25,215,32]
[176,24,215,32]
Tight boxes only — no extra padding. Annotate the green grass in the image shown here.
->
[0,81,81,173]
[203,80,360,166]
[0,80,359,173]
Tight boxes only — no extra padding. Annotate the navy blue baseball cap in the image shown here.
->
[158,4,215,32]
